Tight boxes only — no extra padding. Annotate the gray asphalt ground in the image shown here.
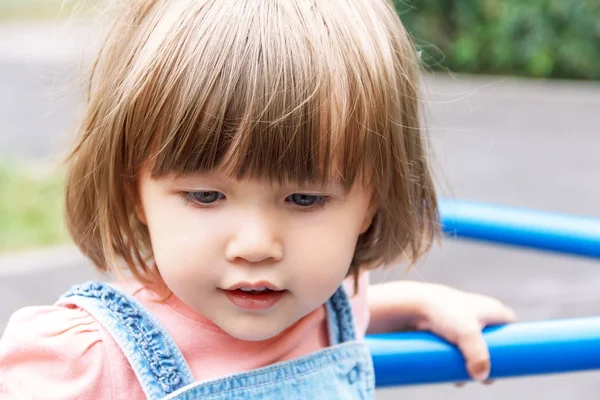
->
[1,21,600,399]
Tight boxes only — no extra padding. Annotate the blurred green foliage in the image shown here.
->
[394,0,600,79]
[0,162,69,254]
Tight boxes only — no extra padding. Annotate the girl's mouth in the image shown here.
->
[222,288,286,311]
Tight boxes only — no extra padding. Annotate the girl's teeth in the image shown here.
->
[240,287,267,292]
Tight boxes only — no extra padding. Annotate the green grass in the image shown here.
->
[0,162,70,254]
[0,0,99,22]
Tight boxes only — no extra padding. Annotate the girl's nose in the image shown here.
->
[225,213,283,264]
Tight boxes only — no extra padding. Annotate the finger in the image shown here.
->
[454,328,491,382]
[480,303,518,326]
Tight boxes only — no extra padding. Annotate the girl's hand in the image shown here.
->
[413,284,517,382]
[367,281,517,383]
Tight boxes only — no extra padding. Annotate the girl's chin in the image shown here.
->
[214,314,295,342]
[220,324,287,342]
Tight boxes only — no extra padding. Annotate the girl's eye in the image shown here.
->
[185,191,225,205]
[287,193,326,208]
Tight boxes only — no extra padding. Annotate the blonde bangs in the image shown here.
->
[106,0,418,191]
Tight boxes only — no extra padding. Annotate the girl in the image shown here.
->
[0,0,516,398]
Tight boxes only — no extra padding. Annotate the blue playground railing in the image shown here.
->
[367,199,600,387]
[439,200,600,259]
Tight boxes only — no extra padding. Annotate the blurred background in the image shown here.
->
[0,0,599,398]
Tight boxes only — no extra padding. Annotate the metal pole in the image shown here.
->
[439,200,600,259]
[367,317,600,387]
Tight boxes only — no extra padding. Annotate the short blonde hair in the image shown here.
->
[65,0,439,284]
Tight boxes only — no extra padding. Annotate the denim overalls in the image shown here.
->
[60,282,375,399]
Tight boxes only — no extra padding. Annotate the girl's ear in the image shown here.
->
[127,179,147,225]
[135,202,147,225]
[360,199,378,234]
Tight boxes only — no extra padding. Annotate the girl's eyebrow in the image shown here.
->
[164,169,349,191]
[164,172,222,185]
[292,180,348,194]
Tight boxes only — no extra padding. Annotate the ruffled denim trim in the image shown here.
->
[329,284,357,343]
[61,282,191,395]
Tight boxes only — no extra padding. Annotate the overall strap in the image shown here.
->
[60,281,195,400]
[325,284,357,345]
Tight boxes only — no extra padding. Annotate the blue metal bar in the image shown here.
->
[439,199,600,259]
[366,317,600,387]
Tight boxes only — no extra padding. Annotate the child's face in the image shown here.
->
[137,165,376,341]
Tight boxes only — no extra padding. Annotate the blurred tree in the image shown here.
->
[394,0,600,79]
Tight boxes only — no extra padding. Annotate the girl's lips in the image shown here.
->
[223,289,287,311]
[226,281,281,291]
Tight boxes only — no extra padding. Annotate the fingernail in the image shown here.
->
[469,360,490,382]
[473,371,489,382]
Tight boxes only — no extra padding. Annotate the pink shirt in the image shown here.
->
[0,274,369,399]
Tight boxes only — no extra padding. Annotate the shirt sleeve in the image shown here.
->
[0,305,113,400]
[343,271,371,338]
